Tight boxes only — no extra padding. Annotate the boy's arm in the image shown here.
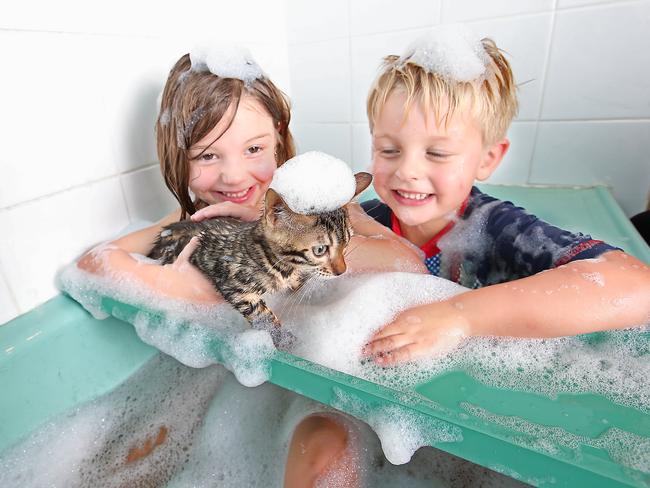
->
[364,250,650,365]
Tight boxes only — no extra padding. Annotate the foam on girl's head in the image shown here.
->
[399,24,489,82]
[189,44,265,84]
[270,151,357,214]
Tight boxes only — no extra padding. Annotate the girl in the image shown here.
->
[77,49,425,487]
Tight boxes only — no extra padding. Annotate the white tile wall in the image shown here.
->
[120,165,179,223]
[530,120,650,217]
[1,1,291,323]
[0,267,19,325]
[291,123,352,163]
[285,0,349,43]
[0,178,130,313]
[288,39,351,123]
[441,0,553,22]
[350,0,441,36]
[542,1,650,119]
[352,123,372,173]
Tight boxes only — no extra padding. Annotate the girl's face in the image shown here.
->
[187,96,278,208]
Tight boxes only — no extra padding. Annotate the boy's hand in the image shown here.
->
[191,202,261,222]
[362,300,470,366]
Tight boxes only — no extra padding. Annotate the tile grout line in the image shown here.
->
[1,163,159,212]
[526,0,559,184]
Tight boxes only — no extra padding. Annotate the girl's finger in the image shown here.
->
[374,344,416,366]
[177,236,200,263]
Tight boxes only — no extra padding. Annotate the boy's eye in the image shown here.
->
[380,149,400,156]
[312,244,329,257]
[427,151,450,159]
[247,145,263,155]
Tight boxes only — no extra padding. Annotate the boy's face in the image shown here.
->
[371,90,506,229]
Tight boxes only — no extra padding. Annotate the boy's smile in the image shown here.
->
[371,89,507,244]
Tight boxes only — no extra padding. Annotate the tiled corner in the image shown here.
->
[0,31,118,208]
[468,13,553,120]
[291,123,352,163]
[542,1,650,119]
[289,39,351,123]
[120,165,179,224]
[350,0,440,37]
[0,266,19,325]
[488,121,536,185]
[441,0,553,22]
[285,0,349,44]
[350,28,429,123]
[529,120,650,217]
[0,178,130,313]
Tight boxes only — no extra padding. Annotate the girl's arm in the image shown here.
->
[364,250,650,365]
[345,202,427,274]
[77,209,223,304]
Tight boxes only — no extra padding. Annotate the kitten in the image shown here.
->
[148,172,372,346]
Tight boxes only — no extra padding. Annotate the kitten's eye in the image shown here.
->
[312,244,329,257]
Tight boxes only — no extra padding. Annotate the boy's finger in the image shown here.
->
[374,345,415,366]
[362,333,410,356]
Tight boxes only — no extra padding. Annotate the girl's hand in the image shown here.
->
[191,202,261,222]
[361,300,471,366]
[155,236,223,303]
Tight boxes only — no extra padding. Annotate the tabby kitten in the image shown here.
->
[148,172,372,346]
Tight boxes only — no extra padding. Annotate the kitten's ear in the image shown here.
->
[353,172,373,198]
[264,188,292,227]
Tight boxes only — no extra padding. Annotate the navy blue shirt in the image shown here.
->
[362,187,620,289]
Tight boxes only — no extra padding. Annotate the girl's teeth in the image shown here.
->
[396,190,430,200]
[222,189,249,198]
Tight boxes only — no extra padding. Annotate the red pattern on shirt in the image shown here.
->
[554,239,606,267]
[390,197,470,259]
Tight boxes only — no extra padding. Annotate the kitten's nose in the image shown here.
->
[331,255,347,276]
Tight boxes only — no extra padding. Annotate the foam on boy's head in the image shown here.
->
[269,151,357,214]
[366,24,518,145]
[189,44,265,84]
[399,24,489,82]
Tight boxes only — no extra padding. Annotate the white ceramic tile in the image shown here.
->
[352,123,373,173]
[557,0,628,8]
[542,2,650,119]
[441,0,553,22]
[529,121,650,216]
[350,28,429,122]
[350,0,440,36]
[488,121,536,184]
[0,31,118,208]
[291,123,352,163]
[289,39,351,123]
[467,13,553,120]
[121,165,179,223]
[0,0,284,43]
[286,0,349,43]
[0,178,130,312]
[0,267,19,325]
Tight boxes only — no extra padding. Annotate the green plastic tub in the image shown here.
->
[1,184,649,486]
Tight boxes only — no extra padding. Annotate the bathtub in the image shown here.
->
[1,184,649,487]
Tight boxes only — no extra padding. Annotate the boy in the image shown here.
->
[359,27,650,366]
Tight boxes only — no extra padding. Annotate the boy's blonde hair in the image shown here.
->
[367,38,518,145]
[157,54,296,219]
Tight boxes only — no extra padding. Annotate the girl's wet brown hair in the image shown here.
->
[156,54,296,219]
